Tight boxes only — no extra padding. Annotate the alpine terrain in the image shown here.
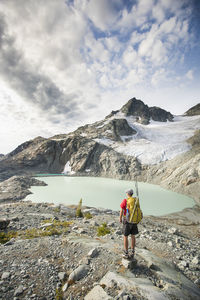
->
[0,98,199,204]
[0,98,200,300]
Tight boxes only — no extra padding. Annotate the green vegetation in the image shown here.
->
[0,219,71,244]
[76,198,84,218]
[0,231,18,244]
[55,287,64,300]
[84,212,93,219]
[97,222,111,236]
[23,227,61,239]
[53,207,61,213]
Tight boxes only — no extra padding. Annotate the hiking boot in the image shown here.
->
[122,251,129,259]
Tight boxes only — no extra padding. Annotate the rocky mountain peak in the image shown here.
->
[185,103,200,116]
[120,97,173,124]
[120,98,150,124]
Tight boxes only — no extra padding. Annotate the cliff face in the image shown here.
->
[185,103,200,116]
[0,98,199,204]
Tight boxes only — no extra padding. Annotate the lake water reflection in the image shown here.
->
[26,176,195,216]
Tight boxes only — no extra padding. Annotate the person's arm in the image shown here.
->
[120,208,123,223]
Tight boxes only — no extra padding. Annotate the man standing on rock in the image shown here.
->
[120,189,139,259]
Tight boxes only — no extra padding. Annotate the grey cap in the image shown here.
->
[126,189,133,196]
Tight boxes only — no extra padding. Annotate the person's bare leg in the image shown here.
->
[131,235,136,250]
[124,236,128,252]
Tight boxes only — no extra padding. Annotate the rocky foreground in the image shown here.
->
[0,201,200,300]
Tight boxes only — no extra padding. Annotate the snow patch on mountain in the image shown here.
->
[62,161,76,175]
[95,115,200,165]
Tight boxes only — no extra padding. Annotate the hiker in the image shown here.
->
[120,189,139,259]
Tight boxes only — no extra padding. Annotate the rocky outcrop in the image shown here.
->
[0,202,199,299]
[149,106,174,122]
[185,103,200,116]
[103,118,136,140]
[0,176,47,203]
[120,98,173,124]
[121,98,150,124]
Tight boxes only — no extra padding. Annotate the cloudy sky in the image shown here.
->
[0,0,199,154]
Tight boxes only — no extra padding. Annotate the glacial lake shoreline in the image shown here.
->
[25,175,195,217]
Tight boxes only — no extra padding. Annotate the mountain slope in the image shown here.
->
[185,103,200,116]
[0,98,199,204]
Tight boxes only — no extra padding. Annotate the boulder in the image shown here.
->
[68,264,89,282]
[1,272,11,280]
[0,219,10,230]
[87,247,99,258]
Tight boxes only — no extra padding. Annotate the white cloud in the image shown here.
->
[151,68,166,86]
[122,46,138,67]
[79,0,121,31]
[152,3,165,23]
[186,70,193,80]
[0,0,198,154]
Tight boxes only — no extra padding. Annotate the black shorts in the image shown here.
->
[123,220,139,236]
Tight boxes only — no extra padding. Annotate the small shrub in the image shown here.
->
[55,287,63,300]
[0,231,18,244]
[76,199,83,218]
[23,227,62,239]
[84,212,93,219]
[97,222,110,236]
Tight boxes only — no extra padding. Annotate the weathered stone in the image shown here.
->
[0,219,10,230]
[14,285,24,296]
[167,241,173,247]
[1,272,11,280]
[58,272,67,281]
[62,282,68,292]
[68,265,89,282]
[87,248,99,258]
[168,227,178,234]
[192,257,199,265]
[84,285,111,300]
[121,258,137,269]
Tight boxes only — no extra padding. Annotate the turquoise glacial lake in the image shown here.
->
[26,176,195,216]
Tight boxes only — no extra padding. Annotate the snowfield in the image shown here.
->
[95,114,200,165]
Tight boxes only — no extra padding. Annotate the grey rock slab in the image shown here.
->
[137,248,200,300]
[121,258,137,269]
[100,271,169,300]
[1,272,11,280]
[84,285,112,300]
[68,264,89,282]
